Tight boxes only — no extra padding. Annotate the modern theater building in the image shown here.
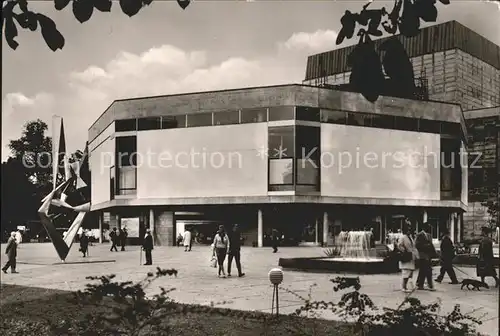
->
[89,85,468,247]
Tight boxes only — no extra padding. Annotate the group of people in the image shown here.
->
[109,227,128,252]
[397,219,498,293]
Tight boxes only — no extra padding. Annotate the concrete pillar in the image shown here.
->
[423,210,428,224]
[257,209,263,248]
[457,213,462,243]
[149,208,155,245]
[323,212,329,246]
[155,211,174,246]
[315,219,319,244]
[98,212,103,243]
[449,213,455,243]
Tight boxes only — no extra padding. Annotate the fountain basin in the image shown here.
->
[278,256,399,274]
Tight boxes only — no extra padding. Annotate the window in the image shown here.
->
[296,106,320,122]
[418,118,440,133]
[240,108,267,123]
[295,126,320,188]
[347,112,372,127]
[268,106,294,121]
[296,159,319,185]
[394,116,418,132]
[321,110,347,124]
[110,166,115,200]
[115,119,137,132]
[371,114,395,129]
[268,126,294,158]
[213,110,239,125]
[187,113,212,127]
[269,159,294,185]
[117,166,136,195]
[116,136,137,167]
[161,115,186,129]
[137,117,161,131]
[440,122,461,136]
[440,138,461,199]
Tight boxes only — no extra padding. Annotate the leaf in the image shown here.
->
[177,0,190,10]
[93,0,112,12]
[5,16,19,50]
[73,0,94,23]
[14,12,38,31]
[54,0,71,11]
[36,14,65,51]
[143,0,154,5]
[119,0,143,17]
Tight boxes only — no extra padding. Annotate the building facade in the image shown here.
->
[303,21,500,111]
[463,107,500,238]
[89,85,467,246]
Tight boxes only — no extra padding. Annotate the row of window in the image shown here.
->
[114,106,463,137]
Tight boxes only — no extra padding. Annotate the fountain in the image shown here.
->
[279,231,399,274]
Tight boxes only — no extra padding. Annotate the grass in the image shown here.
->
[0,283,353,336]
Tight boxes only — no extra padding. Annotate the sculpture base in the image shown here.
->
[278,256,398,274]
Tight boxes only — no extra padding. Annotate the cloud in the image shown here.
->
[2,29,337,160]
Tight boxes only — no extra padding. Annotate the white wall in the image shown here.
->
[137,123,268,198]
[90,128,115,205]
[321,124,441,200]
[461,141,468,205]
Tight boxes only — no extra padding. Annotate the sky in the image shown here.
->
[2,0,500,161]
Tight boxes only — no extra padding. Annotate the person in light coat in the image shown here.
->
[397,221,419,293]
[183,227,192,252]
[15,230,22,245]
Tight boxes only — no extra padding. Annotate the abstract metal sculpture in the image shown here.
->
[38,116,91,262]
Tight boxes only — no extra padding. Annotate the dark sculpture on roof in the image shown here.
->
[337,0,451,103]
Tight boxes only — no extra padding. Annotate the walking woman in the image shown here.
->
[397,222,418,293]
[212,225,230,278]
[477,227,499,287]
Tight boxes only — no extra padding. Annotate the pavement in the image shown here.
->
[1,243,498,335]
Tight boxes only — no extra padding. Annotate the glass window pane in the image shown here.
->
[115,119,137,132]
[418,118,440,133]
[321,110,347,124]
[162,115,186,129]
[296,159,319,185]
[440,122,461,136]
[187,113,212,127]
[118,166,136,190]
[296,126,320,160]
[116,136,137,167]
[296,106,320,122]
[241,108,267,123]
[347,112,372,127]
[394,116,418,132]
[269,158,293,185]
[371,114,395,129]
[268,126,294,158]
[213,110,239,125]
[268,106,294,121]
[137,117,161,131]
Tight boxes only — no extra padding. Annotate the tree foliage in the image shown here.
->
[481,200,499,232]
[2,0,191,51]
[337,0,451,102]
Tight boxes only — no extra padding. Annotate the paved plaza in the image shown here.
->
[1,243,498,335]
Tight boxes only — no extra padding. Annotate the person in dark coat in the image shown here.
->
[120,228,128,251]
[142,229,153,265]
[477,227,499,287]
[271,229,279,253]
[435,229,458,284]
[2,232,18,274]
[79,230,89,257]
[415,223,437,291]
[227,224,245,277]
[109,228,118,252]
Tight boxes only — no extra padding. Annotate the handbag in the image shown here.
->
[210,256,217,268]
[399,250,413,262]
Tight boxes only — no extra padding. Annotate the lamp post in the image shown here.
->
[268,268,283,315]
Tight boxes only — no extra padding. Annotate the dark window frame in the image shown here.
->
[213,110,240,126]
[296,106,320,122]
[137,117,161,131]
[347,112,372,127]
[268,106,295,121]
[115,118,137,132]
[161,115,186,129]
[321,110,347,124]
[240,108,268,123]
[186,113,213,128]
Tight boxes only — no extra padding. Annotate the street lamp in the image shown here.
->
[268,268,283,315]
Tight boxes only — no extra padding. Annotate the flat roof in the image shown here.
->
[464,106,500,119]
[88,84,464,144]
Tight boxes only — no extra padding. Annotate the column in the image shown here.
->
[323,212,329,247]
[149,209,155,245]
[257,209,263,248]
[456,212,462,243]
[313,219,318,245]
[98,212,103,243]
[449,213,455,243]
[155,211,174,246]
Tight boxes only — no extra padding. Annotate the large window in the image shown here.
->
[321,110,347,124]
[187,113,212,127]
[240,108,267,123]
[440,138,461,200]
[268,106,295,121]
[213,110,239,125]
[296,106,320,122]
[110,166,115,200]
[115,119,137,132]
[295,126,320,188]
[161,115,186,129]
[347,112,372,127]
[116,136,137,195]
[138,117,161,131]
[268,126,294,191]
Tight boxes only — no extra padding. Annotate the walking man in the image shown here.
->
[183,227,192,252]
[415,223,437,291]
[142,229,153,265]
[228,224,245,277]
[109,228,119,252]
[120,228,128,251]
[79,230,89,257]
[435,229,459,284]
[271,229,279,253]
[2,232,18,274]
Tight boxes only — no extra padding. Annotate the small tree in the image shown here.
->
[482,200,499,240]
